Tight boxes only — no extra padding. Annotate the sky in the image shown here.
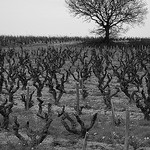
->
[0,0,150,38]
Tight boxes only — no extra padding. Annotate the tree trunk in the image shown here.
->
[37,89,42,97]
[9,93,14,102]
[2,115,9,129]
[76,83,80,115]
[22,81,27,90]
[54,99,59,105]
[104,26,110,44]
[144,112,150,121]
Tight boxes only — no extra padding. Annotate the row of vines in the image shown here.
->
[0,44,150,149]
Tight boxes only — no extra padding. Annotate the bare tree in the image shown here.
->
[47,71,69,105]
[66,0,147,43]
[68,50,92,101]
[92,49,119,110]
[20,89,35,110]
[0,99,13,129]
[13,103,53,148]
[27,61,48,98]
[3,57,20,102]
[134,72,150,120]
[58,106,98,137]
[110,48,141,103]
[0,48,5,94]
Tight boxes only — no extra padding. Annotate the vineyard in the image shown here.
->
[0,36,150,150]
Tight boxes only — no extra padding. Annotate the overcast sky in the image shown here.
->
[0,0,150,37]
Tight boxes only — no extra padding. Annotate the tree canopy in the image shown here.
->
[65,0,148,43]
